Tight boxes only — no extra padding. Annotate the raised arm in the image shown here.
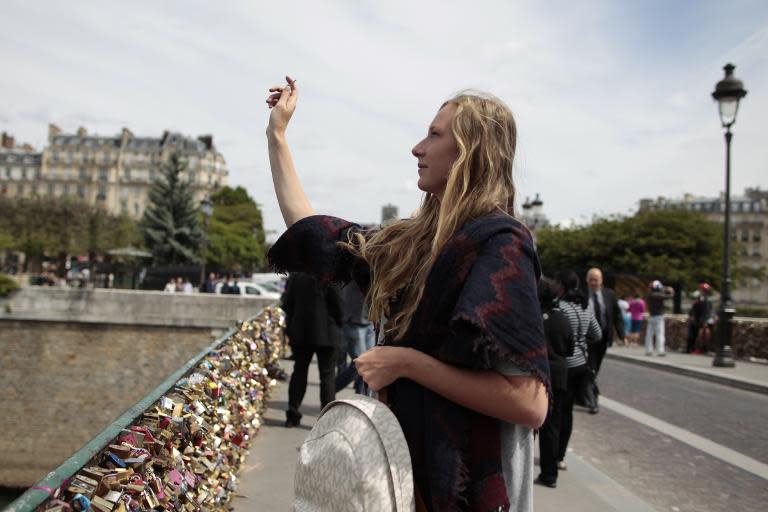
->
[266,76,315,227]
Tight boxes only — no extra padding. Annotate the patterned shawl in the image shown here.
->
[269,214,549,512]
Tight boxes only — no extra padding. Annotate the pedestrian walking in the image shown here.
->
[265,77,549,511]
[584,268,625,374]
[554,271,601,470]
[618,294,631,343]
[535,277,574,489]
[163,278,176,293]
[335,280,375,395]
[281,272,343,428]
[201,272,217,293]
[628,294,646,346]
[686,282,714,354]
[645,280,674,356]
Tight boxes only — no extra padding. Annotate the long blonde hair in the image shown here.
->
[348,91,518,340]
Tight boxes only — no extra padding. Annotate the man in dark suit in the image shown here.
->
[584,268,625,412]
[281,272,343,428]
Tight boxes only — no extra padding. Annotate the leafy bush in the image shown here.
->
[0,274,20,297]
[736,307,768,319]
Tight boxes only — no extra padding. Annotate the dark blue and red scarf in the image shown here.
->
[269,213,550,512]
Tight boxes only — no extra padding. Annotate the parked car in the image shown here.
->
[247,273,287,292]
[214,281,281,300]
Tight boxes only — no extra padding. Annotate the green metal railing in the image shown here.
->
[6,320,247,512]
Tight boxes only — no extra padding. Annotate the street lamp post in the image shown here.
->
[711,63,747,368]
[199,196,213,290]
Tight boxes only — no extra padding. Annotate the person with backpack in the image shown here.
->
[265,77,549,511]
[553,270,601,471]
[535,277,574,489]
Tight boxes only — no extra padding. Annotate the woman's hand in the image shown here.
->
[355,346,416,392]
[266,75,298,138]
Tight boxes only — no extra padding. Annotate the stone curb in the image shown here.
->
[606,352,768,395]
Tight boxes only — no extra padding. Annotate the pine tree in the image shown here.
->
[140,151,203,265]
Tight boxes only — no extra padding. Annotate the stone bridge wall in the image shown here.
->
[0,288,277,487]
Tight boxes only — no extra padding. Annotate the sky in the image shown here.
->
[1,0,766,240]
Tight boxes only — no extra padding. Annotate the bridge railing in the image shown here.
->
[7,306,285,512]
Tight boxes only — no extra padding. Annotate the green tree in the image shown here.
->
[535,208,755,293]
[139,151,203,265]
[0,196,142,272]
[205,186,267,272]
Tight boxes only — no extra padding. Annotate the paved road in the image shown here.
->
[566,359,768,512]
[600,358,768,464]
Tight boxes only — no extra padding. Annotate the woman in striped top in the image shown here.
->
[554,270,602,470]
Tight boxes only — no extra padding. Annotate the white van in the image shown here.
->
[214,281,281,300]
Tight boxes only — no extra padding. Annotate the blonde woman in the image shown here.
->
[266,76,549,511]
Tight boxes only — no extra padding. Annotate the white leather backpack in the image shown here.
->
[293,395,415,512]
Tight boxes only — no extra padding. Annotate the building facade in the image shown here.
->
[0,125,229,219]
[0,132,43,198]
[381,203,399,225]
[639,187,768,306]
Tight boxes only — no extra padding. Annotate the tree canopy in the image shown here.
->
[204,186,267,272]
[139,152,203,265]
[0,195,140,271]
[535,208,756,292]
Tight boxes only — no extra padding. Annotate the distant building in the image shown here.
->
[639,187,768,306]
[0,132,43,198]
[0,125,229,219]
[520,193,549,233]
[381,203,398,225]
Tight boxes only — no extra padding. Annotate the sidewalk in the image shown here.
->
[233,359,656,512]
[606,345,768,395]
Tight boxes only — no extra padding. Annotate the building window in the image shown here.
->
[4,168,10,179]
[134,202,140,216]
[77,185,86,198]
[97,186,106,200]
[63,183,70,195]
[21,168,27,180]
[124,168,131,180]
[79,168,88,180]
[741,230,749,242]
[48,183,54,196]
[17,184,24,196]
[31,184,38,195]
[99,169,108,181]
[754,231,762,242]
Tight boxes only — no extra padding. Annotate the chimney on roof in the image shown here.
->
[48,124,61,143]
[120,127,133,147]
[1,132,14,149]
[77,126,87,137]
[160,130,170,146]
[197,135,213,150]
[21,143,34,151]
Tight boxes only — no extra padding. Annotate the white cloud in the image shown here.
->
[1,0,766,238]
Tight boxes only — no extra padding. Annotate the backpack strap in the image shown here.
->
[320,396,414,512]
